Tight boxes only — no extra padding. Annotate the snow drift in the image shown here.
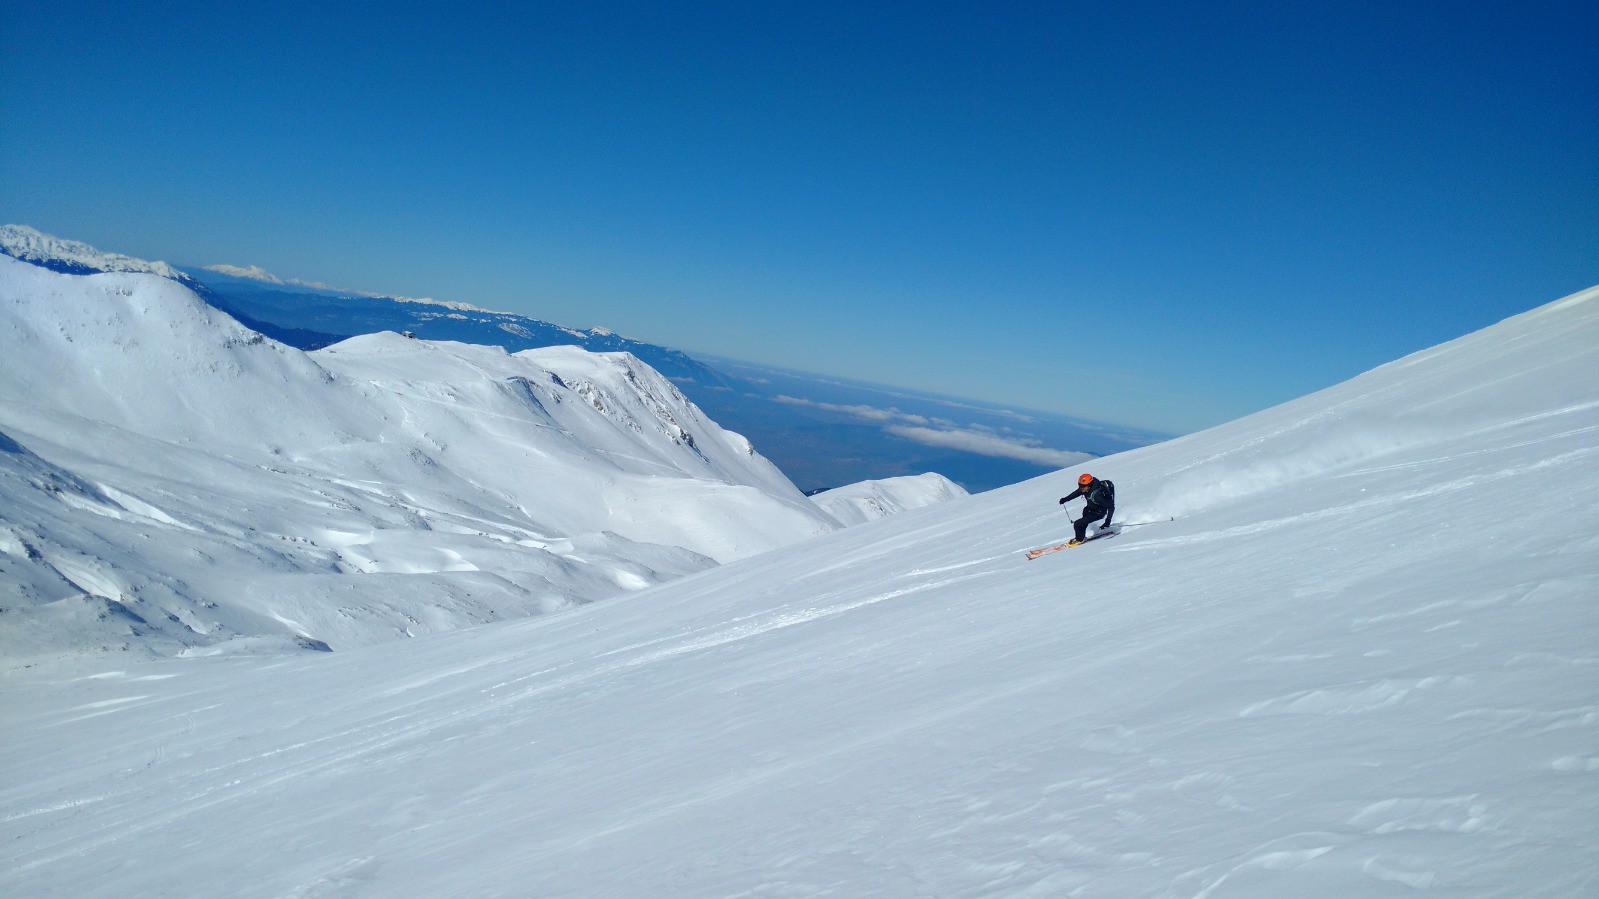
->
[2,282,1596,897]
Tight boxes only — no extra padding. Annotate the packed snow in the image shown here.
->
[0,254,839,659]
[810,472,970,526]
[2,273,1596,896]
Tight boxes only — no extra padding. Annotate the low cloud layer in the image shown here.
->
[885,425,1092,467]
[774,395,938,426]
[771,394,1085,467]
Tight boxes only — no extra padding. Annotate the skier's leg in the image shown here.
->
[1073,514,1089,542]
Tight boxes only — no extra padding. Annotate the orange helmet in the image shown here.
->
[1077,473,1095,486]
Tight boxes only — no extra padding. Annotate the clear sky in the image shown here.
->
[4,1,1594,433]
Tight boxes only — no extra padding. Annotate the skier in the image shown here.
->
[1058,472,1115,546]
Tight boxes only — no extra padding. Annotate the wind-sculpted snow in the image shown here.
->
[2,278,1596,896]
[0,255,836,659]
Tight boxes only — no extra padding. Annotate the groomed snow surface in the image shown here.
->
[3,276,1598,896]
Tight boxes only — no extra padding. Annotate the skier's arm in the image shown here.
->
[1058,486,1085,505]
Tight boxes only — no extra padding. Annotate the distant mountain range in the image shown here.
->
[0,224,731,388]
[180,262,742,391]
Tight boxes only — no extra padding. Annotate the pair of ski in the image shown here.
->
[1024,529,1115,559]
[1023,517,1171,560]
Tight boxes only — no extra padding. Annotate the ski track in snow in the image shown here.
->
[1111,440,1597,552]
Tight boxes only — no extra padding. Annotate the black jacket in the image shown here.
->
[1060,480,1115,518]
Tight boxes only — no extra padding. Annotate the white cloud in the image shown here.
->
[772,396,931,426]
[884,425,1092,467]
[772,394,1087,466]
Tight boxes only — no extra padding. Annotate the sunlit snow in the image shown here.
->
[0,254,841,658]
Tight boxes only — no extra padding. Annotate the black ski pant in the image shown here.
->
[1074,504,1113,541]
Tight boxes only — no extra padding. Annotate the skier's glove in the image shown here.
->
[1058,497,1067,504]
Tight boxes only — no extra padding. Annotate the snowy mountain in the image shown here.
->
[2,226,1163,493]
[3,281,1594,896]
[0,253,838,660]
[0,224,349,349]
[809,472,969,526]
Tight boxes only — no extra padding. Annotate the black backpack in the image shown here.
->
[1088,479,1115,507]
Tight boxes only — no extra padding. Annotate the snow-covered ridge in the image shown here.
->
[0,224,187,280]
[0,225,490,316]
[809,472,969,526]
[0,253,837,660]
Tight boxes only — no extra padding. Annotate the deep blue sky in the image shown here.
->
[4,1,1594,433]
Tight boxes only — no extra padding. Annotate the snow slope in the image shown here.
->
[810,471,970,525]
[0,254,837,659]
[2,285,1596,897]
